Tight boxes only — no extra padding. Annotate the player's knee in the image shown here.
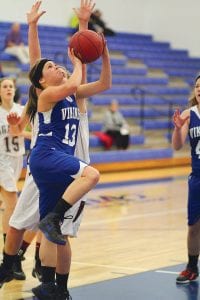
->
[9,226,25,236]
[85,166,100,186]
[189,224,200,238]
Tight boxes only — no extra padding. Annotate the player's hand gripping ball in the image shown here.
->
[69,30,105,63]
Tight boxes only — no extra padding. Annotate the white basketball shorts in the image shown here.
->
[0,154,23,192]
[9,169,86,237]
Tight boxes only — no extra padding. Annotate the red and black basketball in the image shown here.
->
[69,30,105,64]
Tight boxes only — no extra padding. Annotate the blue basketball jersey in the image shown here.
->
[36,95,80,155]
[29,95,87,218]
[189,106,200,174]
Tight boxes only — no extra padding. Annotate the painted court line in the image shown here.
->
[155,270,179,275]
[72,261,147,272]
[82,208,185,227]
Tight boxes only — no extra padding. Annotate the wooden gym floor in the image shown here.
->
[0,164,195,299]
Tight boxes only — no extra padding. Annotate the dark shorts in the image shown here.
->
[188,173,200,225]
[29,145,82,219]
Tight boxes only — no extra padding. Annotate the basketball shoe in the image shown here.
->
[32,282,56,300]
[56,286,72,300]
[32,258,42,282]
[38,213,66,245]
[0,264,14,288]
[176,268,199,284]
[13,254,26,280]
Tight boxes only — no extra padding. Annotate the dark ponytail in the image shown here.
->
[26,85,38,122]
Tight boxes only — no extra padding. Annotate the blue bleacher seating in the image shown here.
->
[18,84,29,95]
[111,66,148,75]
[144,59,200,70]
[89,122,103,132]
[139,120,173,130]
[126,51,189,61]
[89,75,169,85]
[90,148,173,164]
[1,21,197,168]
[0,52,17,62]
[101,85,190,96]
[91,95,188,107]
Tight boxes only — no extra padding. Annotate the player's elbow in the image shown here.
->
[101,78,112,91]
[172,143,182,151]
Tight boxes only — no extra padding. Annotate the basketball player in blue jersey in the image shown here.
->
[172,74,200,284]
[28,31,111,246]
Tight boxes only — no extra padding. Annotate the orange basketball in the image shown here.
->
[69,30,105,64]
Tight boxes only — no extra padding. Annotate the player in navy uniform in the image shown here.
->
[28,32,111,298]
[27,2,101,299]
[172,73,200,284]
[27,14,111,245]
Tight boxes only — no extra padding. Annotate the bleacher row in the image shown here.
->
[0,21,196,171]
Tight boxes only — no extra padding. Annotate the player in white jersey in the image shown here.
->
[0,78,29,241]
[0,77,31,282]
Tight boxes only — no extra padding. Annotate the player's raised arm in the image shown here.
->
[74,0,95,112]
[171,108,189,150]
[76,39,112,100]
[71,1,111,99]
[73,0,95,31]
[27,1,46,67]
